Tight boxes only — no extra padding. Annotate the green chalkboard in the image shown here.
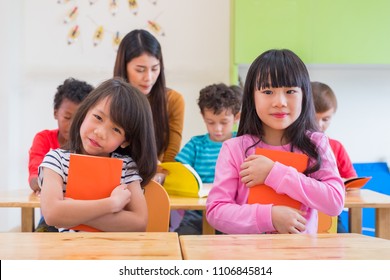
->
[233,0,390,65]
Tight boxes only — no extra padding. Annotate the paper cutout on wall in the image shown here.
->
[128,0,139,15]
[110,0,118,16]
[64,6,78,24]
[148,20,165,36]
[58,0,166,49]
[67,25,80,45]
[112,31,122,51]
[93,26,104,47]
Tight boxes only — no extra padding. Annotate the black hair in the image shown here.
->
[238,49,321,174]
[114,29,169,158]
[68,77,157,186]
[54,78,94,110]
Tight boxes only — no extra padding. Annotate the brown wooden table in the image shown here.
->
[3,188,390,239]
[180,233,390,259]
[169,195,214,234]
[345,189,390,239]
[0,188,40,232]
[0,232,182,259]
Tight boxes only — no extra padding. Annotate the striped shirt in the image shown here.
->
[175,133,236,183]
[38,149,141,192]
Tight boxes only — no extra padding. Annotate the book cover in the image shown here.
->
[159,162,210,197]
[247,148,309,209]
[344,176,372,190]
[65,153,123,232]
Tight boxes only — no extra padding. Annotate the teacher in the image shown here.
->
[114,29,185,163]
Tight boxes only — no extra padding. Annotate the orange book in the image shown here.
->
[247,148,309,209]
[65,153,123,232]
[344,176,372,190]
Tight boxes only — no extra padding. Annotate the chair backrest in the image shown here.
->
[317,211,337,233]
[144,180,170,232]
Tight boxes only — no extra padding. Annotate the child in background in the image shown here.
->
[29,77,93,232]
[39,78,157,232]
[312,81,357,233]
[175,83,242,235]
[29,77,94,194]
[206,49,344,234]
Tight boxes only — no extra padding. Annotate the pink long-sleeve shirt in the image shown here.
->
[206,132,345,234]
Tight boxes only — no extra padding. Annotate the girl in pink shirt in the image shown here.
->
[206,49,344,234]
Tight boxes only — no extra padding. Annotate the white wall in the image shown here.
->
[238,64,390,164]
[0,0,230,232]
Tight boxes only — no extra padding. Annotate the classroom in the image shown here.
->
[1,0,390,264]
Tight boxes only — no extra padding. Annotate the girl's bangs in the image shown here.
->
[255,58,306,90]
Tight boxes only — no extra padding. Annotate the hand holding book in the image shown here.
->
[240,154,275,187]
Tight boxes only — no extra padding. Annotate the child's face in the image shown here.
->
[202,108,239,142]
[126,53,160,95]
[54,98,80,144]
[315,108,335,132]
[254,86,302,144]
[79,97,129,157]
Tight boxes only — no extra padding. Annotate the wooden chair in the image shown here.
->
[318,211,337,233]
[144,180,170,232]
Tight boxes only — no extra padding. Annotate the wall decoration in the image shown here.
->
[56,0,166,52]
[147,20,165,36]
[67,25,80,45]
[128,0,139,15]
[63,6,78,23]
[109,0,119,16]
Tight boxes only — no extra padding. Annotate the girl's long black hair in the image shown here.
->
[114,29,169,158]
[237,49,321,174]
[68,78,157,186]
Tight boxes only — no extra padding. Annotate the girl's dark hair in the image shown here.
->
[54,77,94,110]
[238,49,321,174]
[68,77,157,186]
[113,29,169,158]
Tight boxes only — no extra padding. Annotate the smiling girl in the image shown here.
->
[206,49,344,234]
[39,78,157,232]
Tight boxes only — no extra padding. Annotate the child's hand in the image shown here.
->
[240,155,274,187]
[271,206,307,234]
[110,184,131,213]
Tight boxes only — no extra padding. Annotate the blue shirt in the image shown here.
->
[175,132,236,183]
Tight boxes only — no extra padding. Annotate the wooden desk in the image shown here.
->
[0,232,182,259]
[169,195,215,234]
[4,188,390,238]
[0,188,39,232]
[180,233,390,260]
[345,189,390,239]
[0,189,216,234]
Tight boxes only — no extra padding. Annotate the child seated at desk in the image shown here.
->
[311,81,357,233]
[28,77,93,231]
[175,83,242,235]
[206,49,344,234]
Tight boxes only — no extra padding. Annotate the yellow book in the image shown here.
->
[159,162,211,197]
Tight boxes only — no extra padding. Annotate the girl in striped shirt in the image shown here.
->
[39,78,157,232]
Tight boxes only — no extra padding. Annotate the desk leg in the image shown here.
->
[21,207,35,232]
[349,208,362,234]
[376,208,390,240]
[202,211,215,235]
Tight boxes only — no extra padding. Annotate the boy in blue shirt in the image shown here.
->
[175,83,242,235]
